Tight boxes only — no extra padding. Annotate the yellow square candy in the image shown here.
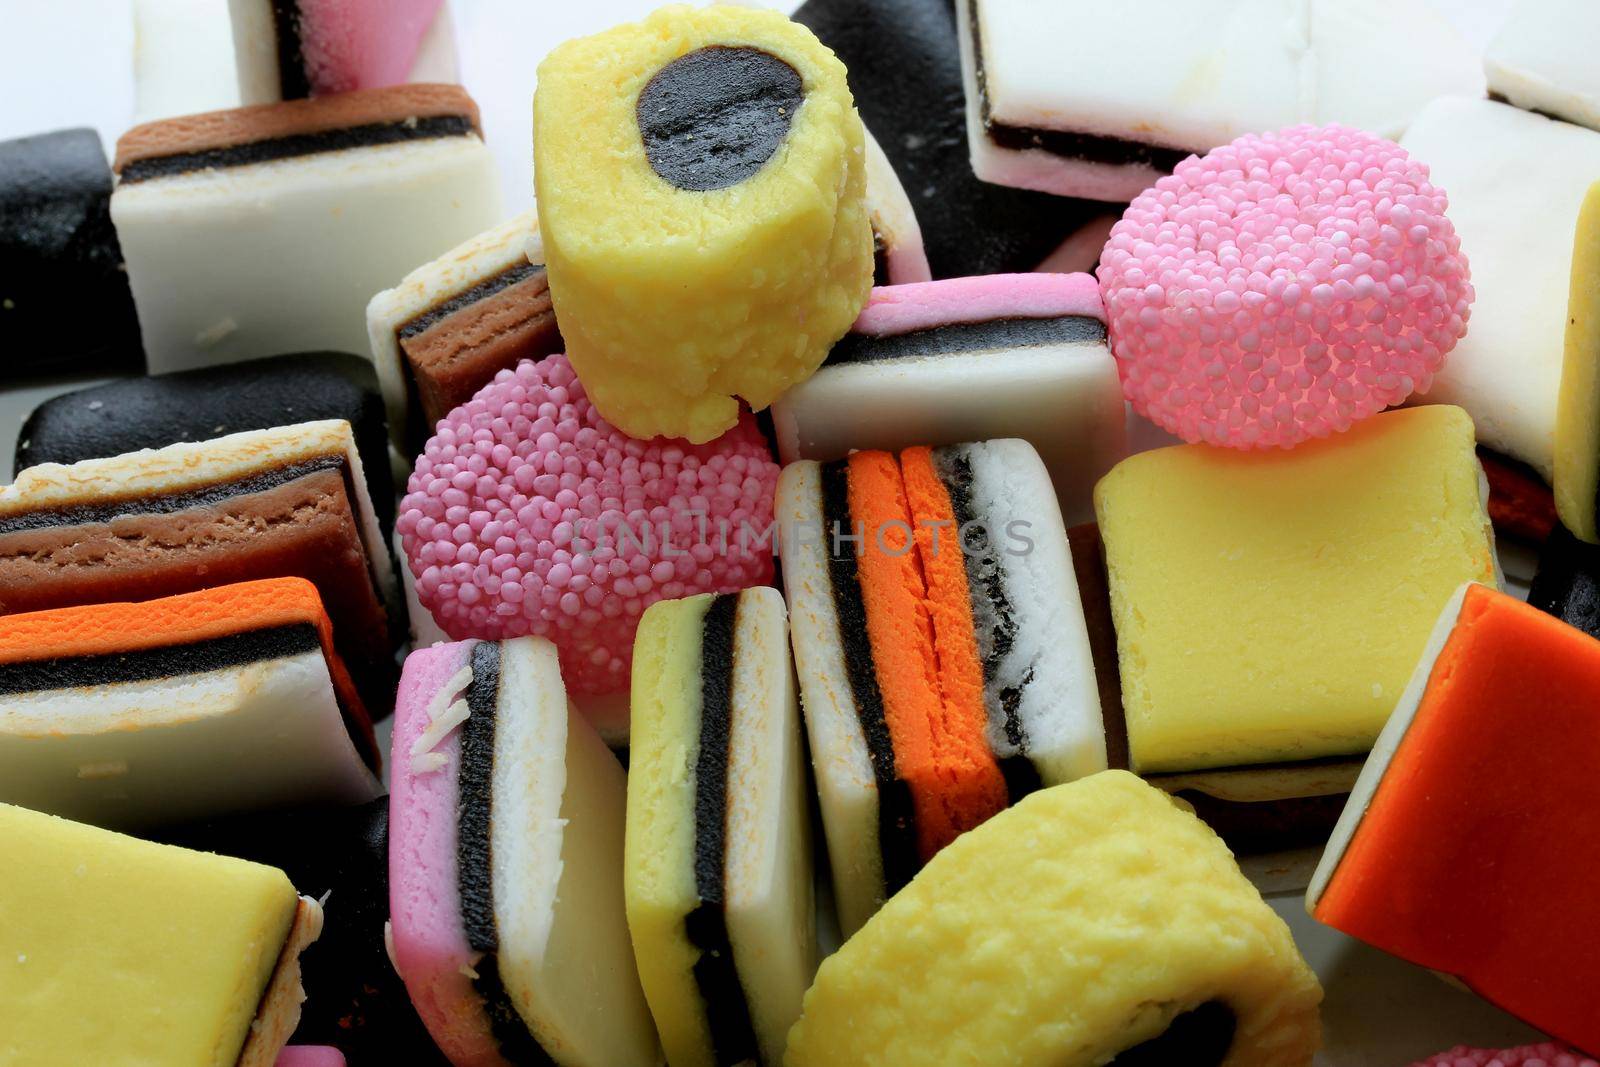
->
[1094,405,1497,774]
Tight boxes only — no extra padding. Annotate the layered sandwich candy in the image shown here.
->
[1554,181,1600,543]
[786,772,1324,1067]
[534,4,872,443]
[0,420,401,714]
[1401,97,1600,479]
[0,127,143,378]
[1309,584,1600,1055]
[794,0,1103,279]
[112,84,501,374]
[958,0,1483,201]
[229,0,445,102]
[1094,407,1498,839]
[389,637,659,1066]
[627,589,812,1067]
[0,802,323,1067]
[366,211,559,449]
[15,351,396,533]
[1486,0,1600,134]
[160,799,449,1066]
[0,579,380,829]
[772,273,1125,524]
[778,439,1104,933]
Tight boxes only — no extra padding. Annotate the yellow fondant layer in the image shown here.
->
[784,771,1322,1067]
[0,802,297,1067]
[1095,406,1497,774]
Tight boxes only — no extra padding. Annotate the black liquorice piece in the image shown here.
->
[0,128,143,378]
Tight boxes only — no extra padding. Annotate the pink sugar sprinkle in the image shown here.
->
[1097,124,1472,450]
[1408,1044,1600,1067]
[398,355,779,697]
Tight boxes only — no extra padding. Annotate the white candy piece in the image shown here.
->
[958,0,1484,201]
[771,273,1125,525]
[1401,96,1600,477]
[1487,0,1600,134]
[862,128,931,286]
[133,0,240,123]
[112,88,502,376]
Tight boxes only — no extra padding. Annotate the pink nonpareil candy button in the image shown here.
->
[1408,1045,1600,1067]
[1098,123,1473,450]
[397,354,779,701]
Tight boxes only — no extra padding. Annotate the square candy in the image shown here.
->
[1094,405,1498,775]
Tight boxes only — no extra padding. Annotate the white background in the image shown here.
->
[0,1,1559,1063]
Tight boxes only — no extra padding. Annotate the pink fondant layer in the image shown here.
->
[853,272,1104,338]
[274,1048,346,1067]
[298,0,444,95]
[388,639,505,1067]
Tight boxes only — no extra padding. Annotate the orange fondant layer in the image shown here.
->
[848,450,1005,860]
[0,578,377,765]
[1314,584,1600,1054]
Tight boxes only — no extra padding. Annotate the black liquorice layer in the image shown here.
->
[824,314,1106,367]
[0,453,344,534]
[967,0,1190,172]
[117,114,477,184]
[870,226,890,287]
[399,261,548,340]
[454,641,560,1066]
[636,46,804,192]
[1107,1000,1236,1067]
[818,461,921,896]
[270,0,312,100]
[686,593,762,1065]
[0,622,319,696]
[932,446,1041,803]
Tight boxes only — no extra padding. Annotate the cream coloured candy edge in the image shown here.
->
[236,894,326,1067]
[1485,0,1600,134]
[365,209,542,442]
[1304,582,1475,914]
[774,461,885,938]
[723,586,812,1065]
[1553,181,1600,543]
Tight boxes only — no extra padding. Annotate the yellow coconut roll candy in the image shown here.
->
[785,771,1322,1067]
[534,4,873,443]
[1554,181,1600,543]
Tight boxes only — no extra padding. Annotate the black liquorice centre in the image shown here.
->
[686,593,762,1065]
[932,446,1042,803]
[637,46,803,192]
[824,315,1106,367]
[454,641,559,1067]
[818,460,921,896]
[1106,1000,1236,1067]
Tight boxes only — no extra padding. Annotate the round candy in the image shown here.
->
[398,354,779,700]
[1410,1046,1599,1067]
[1098,124,1472,449]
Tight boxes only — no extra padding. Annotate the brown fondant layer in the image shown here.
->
[1478,445,1557,544]
[114,84,482,175]
[400,267,562,426]
[0,468,396,712]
